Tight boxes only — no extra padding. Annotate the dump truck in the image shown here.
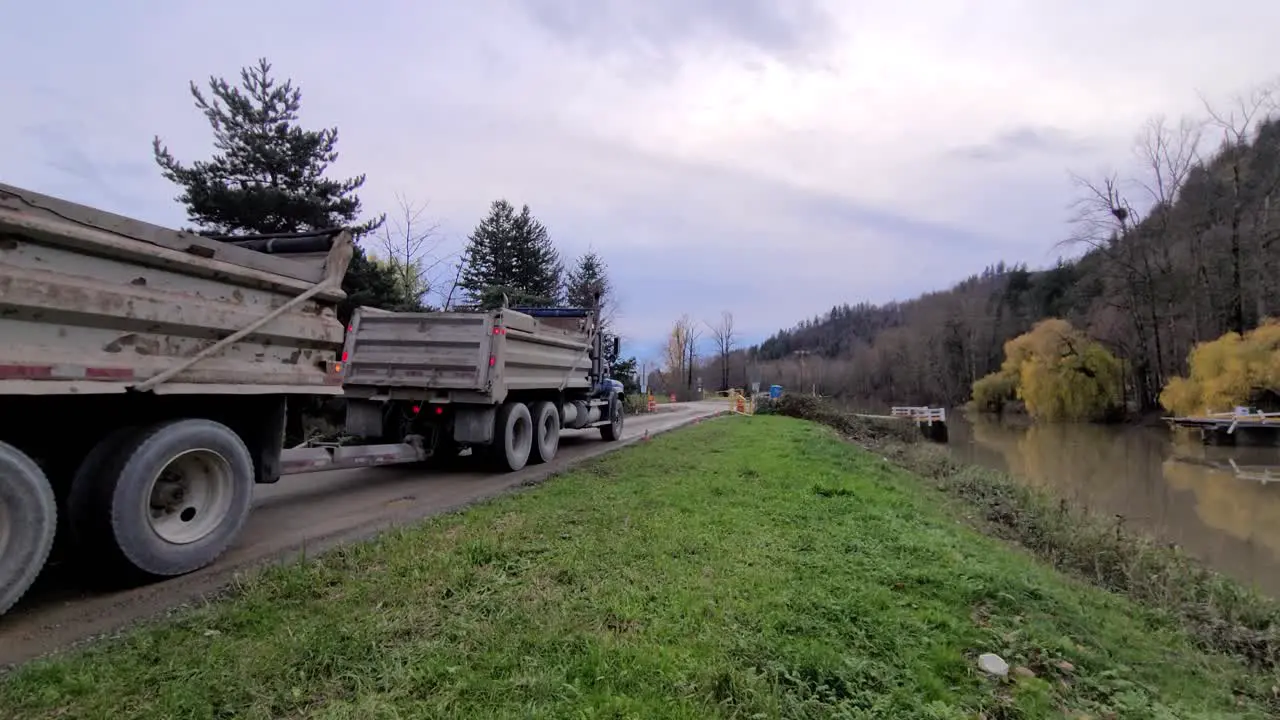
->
[283,304,625,475]
[0,183,625,617]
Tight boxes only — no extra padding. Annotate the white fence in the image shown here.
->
[890,406,947,425]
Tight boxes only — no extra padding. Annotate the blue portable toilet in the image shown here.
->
[769,384,783,399]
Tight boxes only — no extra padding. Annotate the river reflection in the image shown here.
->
[947,414,1280,597]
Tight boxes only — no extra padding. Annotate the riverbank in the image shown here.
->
[768,396,1280,669]
[949,410,1280,598]
[2,416,1277,717]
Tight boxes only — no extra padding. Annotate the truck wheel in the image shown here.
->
[529,401,560,464]
[493,402,533,472]
[600,397,624,441]
[0,441,57,616]
[67,426,141,561]
[95,420,255,577]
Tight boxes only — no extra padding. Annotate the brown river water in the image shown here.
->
[945,413,1280,598]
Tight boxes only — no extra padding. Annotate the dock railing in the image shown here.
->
[890,406,947,425]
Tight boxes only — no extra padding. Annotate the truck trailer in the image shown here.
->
[0,183,625,617]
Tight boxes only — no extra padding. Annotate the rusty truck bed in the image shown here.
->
[0,183,353,396]
[341,307,595,404]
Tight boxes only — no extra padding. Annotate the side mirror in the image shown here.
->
[612,336,621,359]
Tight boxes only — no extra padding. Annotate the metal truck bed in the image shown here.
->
[0,183,353,395]
[341,306,595,403]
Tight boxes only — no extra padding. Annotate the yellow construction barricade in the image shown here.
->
[727,388,755,416]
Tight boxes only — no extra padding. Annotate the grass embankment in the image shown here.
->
[2,418,1278,718]
[765,396,1280,672]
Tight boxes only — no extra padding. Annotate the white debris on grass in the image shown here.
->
[977,652,1009,677]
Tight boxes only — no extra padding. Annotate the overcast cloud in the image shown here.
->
[3,1,1279,360]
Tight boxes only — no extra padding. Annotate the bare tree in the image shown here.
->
[1202,83,1279,334]
[662,315,693,393]
[706,310,736,391]
[1135,115,1204,370]
[375,194,451,309]
[1062,165,1174,408]
[684,317,702,394]
[441,254,466,310]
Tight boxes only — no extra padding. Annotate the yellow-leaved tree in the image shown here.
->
[970,318,1123,422]
[1160,319,1280,416]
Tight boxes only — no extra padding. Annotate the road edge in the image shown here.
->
[0,406,729,671]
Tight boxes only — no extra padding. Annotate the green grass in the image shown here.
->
[2,417,1276,718]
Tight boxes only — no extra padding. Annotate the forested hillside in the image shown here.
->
[744,87,1280,411]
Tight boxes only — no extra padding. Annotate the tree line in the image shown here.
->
[715,79,1280,414]
[151,58,637,386]
[641,311,739,399]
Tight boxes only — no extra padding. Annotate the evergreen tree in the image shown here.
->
[152,57,401,322]
[565,249,637,384]
[565,249,610,310]
[612,356,640,393]
[460,200,562,308]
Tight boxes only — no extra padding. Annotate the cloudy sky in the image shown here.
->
[3,1,1279,360]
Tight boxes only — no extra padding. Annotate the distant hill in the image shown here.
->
[727,106,1280,410]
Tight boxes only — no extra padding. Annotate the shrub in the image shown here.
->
[973,318,1123,422]
[970,370,1017,413]
[1160,319,1280,416]
[623,393,653,415]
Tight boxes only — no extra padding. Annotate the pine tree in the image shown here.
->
[460,200,562,308]
[565,249,637,384]
[566,248,614,359]
[152,57,400,322]
[565,249,610,311]
[612,356,640,393]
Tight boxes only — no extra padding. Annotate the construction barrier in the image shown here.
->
[727,388,755,416]
[647,394,657,412]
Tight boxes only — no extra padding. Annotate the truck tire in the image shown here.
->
[0,441,57,616]
[493,402,533,472]
[600,397,624,441]
[529,401,560,464]
[67,426,141,562]
[92,419,255,577]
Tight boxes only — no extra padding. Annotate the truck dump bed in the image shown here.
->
[0,183,353,395]
[341,306,595,403]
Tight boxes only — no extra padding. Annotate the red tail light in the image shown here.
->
[411,405,421,414]
[341,351,349,362]
[489,355,496,367]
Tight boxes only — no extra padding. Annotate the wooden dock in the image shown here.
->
[1166,409,1280,445]
[850,406,949,442]
[890,406,949,443]
[891,406,947,424]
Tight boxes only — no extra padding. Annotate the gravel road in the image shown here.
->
[0,401,726,668]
